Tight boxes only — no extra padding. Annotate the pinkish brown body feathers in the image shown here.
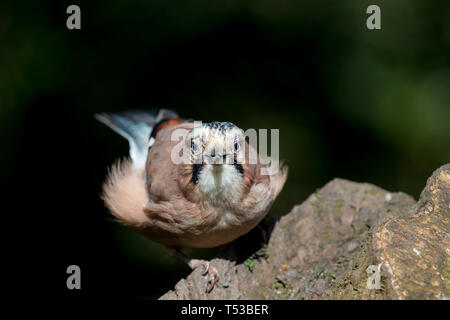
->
[97,110,287,249]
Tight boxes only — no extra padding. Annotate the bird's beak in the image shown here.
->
[204,154,229,165]
[204,145,232,165]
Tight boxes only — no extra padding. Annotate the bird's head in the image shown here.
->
[184,121,248,205]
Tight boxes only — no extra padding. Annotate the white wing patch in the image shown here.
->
[95,113,157,171]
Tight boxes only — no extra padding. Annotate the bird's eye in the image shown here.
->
[234,141,240,152]
[191,141,200,154]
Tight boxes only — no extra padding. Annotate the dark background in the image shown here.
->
[2,0,449,299]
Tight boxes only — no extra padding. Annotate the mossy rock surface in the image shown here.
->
[160,164,449,300]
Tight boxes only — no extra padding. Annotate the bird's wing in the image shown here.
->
[145,122,196,202]
[95,109,179,170]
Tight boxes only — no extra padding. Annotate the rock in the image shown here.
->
[159,164,449,300]
[372,164,450,300]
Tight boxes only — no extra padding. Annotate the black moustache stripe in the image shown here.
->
[233,158,244,176]
[191,163,203,185]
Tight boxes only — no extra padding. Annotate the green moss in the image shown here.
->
[324,271,337,280]
[256,245,269,259]
[244,258,255,271]
[314,189,322,201]
[244,246,269,272]
[272,280,291,299]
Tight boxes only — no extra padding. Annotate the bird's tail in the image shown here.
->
[95,109,179,170]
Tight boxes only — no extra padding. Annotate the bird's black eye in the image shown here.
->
[234,141,240,152]
[191,141,200,154]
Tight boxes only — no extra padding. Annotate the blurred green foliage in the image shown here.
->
[1,0,449,298]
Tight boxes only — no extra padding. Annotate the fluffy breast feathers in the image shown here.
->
[101,122,287,248]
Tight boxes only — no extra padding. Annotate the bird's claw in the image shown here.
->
[188,259,219,292]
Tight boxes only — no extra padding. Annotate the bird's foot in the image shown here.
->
[188,259,219,292]
[168,247,220,293]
